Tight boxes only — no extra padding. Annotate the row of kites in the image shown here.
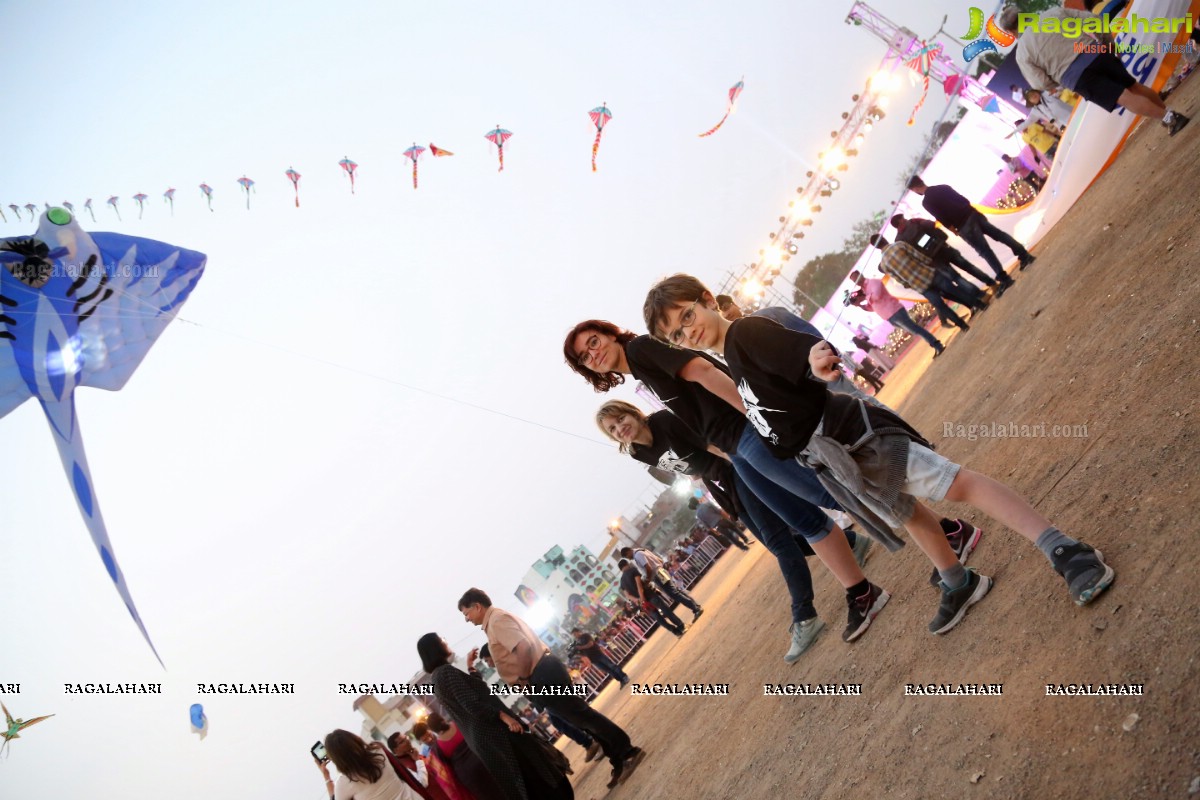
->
[1,84,746,221]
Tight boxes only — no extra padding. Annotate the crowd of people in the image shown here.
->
[309,5,1200,797]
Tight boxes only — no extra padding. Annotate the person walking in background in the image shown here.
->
[906,175,1035,280]
[620,545,704,622]
[891,212,1015,296]
[570,628,630,687]
[847,269,945,356]
[458,590,644,789]
[998,4,1189,136]
[868,235,984,332]
[618,557,687,637]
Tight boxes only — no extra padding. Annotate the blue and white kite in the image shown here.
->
[0,208,206,665]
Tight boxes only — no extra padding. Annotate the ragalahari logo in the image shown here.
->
[962,6,1016,62]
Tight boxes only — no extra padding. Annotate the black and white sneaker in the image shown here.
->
[843,583,890,642]
[929,569,992,634]
[1166,112,1191,137]
[929,518,984,587]
[1050,543,1115,606]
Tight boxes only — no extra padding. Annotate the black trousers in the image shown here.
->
[528,655,633,767]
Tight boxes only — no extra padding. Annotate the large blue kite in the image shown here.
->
[0,208,206,664]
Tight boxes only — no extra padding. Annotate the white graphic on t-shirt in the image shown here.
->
[737,379,783,444]
[656,449,691,474]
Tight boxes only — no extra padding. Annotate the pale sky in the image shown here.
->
[1,1,970,796]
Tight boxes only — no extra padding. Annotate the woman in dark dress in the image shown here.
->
[416,634,573,800]
[418,712,500,800]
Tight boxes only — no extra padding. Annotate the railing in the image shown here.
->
[575,535,731,700]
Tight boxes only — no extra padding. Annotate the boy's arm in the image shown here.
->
[678,357,747,413]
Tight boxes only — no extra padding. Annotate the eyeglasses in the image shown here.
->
[665,300,700,345]
[576,334,601,367]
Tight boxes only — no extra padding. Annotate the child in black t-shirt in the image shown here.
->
[643,274,1115,634]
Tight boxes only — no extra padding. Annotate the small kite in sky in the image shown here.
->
[429,143,454,157]
[486,125,512,172]
[236,176,255,209]
[589,103,612,172]
[699,78,744,137]
[24,204,38,221]
[6,205,17,223]
[339,157,358,194]
[404,144,426,189]
[62,201,75,216]
[904,43,942,126]
[285,168,301,207]
[106,197,121,221]
[83,199,96,222]
[0,207,206,665]
[1,702,54,757]
[163,188,176,216]
[199,183,214,212]
[133,193,149,220]
[190,704,208,740]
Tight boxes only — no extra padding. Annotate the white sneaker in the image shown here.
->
[785,618,825,663]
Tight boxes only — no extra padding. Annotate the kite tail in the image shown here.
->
[498,147,504,173]
[138,205,144,221]
[698,109,731,138]
[591,129,603,172]
[907,75,930,126]
[41,395,165,667]
[88,208,96,222]
[295,189,300,208]
[350,175,356,195]
[115,209,122,221]
[0,208,6,223]
[413,162,419,190]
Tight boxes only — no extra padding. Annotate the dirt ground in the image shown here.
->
[561,76,1200,800]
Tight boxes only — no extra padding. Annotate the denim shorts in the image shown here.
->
[903,442,961,501]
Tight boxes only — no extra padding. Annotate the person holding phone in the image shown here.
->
[321,729,423,800]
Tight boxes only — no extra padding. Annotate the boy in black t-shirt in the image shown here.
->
[644,274,1115,634]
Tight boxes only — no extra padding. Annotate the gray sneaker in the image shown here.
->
[850,532,873,568]
[785,617,825,663]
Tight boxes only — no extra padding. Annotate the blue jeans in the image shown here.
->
[734,470,818,623]
[887,308,942,350]
[940,246,1001,286]
[732,423,838,542]
[658,580,702,614]
[958,212,1029,278]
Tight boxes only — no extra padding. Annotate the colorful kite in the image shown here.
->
[163,188,176,216]
[589,103,612,172]
[0,207,206,665]
[485,126,512,172]
[429,143,454,157]
[189,704,208,740]
[199,183,214,212]
[403,144,426,189]
[904,42,942,126]
[699,78,744,137]
[1,702,53,756]
[285,167,301,207]
[7,205,18,223]
[24,204,37,221]
[84,199,96,222]
[236,176,255,209]
[133,193,149,220]
[339,157,358,194]
[106,197,121,221]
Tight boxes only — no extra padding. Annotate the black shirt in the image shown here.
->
[920,185,976,230]
[895,217,947,258]
[629,411,726,480]
[619,565,646,598]
[624,336,747,454]
[722,316,832,459]
[571,633,604,659]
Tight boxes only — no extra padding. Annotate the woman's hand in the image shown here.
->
[809,341,843,382]
[499,712,523,733]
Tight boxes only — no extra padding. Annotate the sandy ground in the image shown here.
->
[558,76,1200,800]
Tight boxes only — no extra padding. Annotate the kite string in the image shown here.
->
[170,314,610,448]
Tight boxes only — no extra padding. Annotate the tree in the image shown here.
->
[791,250,859,312]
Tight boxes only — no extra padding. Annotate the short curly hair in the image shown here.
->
[562,320,638,393]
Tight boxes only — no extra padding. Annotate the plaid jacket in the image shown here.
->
[880,242,935,291]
